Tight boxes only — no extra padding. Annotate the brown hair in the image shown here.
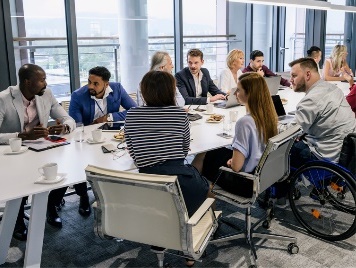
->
[226,49,244,69]
[140,71,176,107]
[289,57,319,73]
[187,48,203,61]
[238,72,278,144]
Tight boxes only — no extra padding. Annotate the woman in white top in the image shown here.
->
[218,49,245,94]
[137,51,185,106]
[323,44,353,81]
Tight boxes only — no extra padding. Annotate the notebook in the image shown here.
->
[214,88,240,109]
[271,95,295,124]
[264,76,281,95]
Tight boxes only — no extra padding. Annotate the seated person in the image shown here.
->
[201,72,278,185]
[322,44,353,81]
[218,49,245,94]
[175,48,226,105]
[136,51,185,107]
[306,46,322,76]
[342,73,356,115]
[124,71,210,218]
[242,50,291,87]
[0,64,76,240]
[288,57,356,168]
[69,66,137,216]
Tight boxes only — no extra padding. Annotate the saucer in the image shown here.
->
[206,119,223,123]
[34,173,66,184]
[87,138,106,144]
[203,111,215,115]
[3,146,28,155]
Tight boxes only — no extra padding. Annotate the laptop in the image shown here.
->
[271,95,295,124]
[214,88,240,109]
[264,76,281,96]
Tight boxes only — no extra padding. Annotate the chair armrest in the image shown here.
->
[218,166,255,181]
[187,198,215,226]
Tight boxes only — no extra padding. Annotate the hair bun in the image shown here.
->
[307,49,311,54]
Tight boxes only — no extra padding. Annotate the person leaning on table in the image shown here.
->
[0,63,76,241]
[136,51,185,107]
[69,66,137,216]
[175,48,226,105]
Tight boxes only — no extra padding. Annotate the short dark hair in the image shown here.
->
[89,66,111,81]
[307,46,321,57]
[18,64,44,84]
[289,57,319,72]
[187,48,203,61]
[250,50,264,60]
[140,71,176,107]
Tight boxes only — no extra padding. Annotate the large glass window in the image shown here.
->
[10,0,69,98]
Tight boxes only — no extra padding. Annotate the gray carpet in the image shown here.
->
[1,190,356,268]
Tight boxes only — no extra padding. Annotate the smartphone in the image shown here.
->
[46,135,66,142]
[101,143,117,153]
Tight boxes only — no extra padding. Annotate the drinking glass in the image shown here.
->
[74,122,85,142]
[222,117,232,137]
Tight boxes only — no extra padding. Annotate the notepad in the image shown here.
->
[23,138,70,152]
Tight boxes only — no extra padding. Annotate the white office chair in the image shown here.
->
[60,100,70,113]
[210,125,302,267]
[85,165,220,267]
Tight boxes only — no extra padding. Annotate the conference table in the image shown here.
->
[0,80,350,267]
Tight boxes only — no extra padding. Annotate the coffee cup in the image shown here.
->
[9,137,22,152]
[206,103,214,114]
[91,129,102,142]
[38,163,58,180]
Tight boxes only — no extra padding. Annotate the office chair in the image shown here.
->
[210,125,302,268]
[85,165,220,267]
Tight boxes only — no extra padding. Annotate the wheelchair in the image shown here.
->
[287,133,356,241]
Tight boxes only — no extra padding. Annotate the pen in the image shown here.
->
[194,105,201,111]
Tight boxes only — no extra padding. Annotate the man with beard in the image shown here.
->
[68,66,136,216]
[0,63,76,240]
[288,57,356,167]
[175,48,226,105]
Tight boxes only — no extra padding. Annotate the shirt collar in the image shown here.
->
[306,79,323,95]
[91,85,113,100]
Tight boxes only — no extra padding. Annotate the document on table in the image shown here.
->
[23,138,70,152]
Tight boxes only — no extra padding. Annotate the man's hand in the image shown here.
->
[257,68,264,77]
[48,119,65,135]
[92,114,108,124]
[210,94,226,102]
[19,124,49,140]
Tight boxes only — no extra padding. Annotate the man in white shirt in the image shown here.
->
[175,48,226,105]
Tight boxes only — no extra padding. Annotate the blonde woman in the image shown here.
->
[200,72,278,183]
[323,44,353,81]
[218,49,244,93]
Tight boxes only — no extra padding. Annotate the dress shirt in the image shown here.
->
[21,93,39,132]
[91,86,113,120]
[192,70,203,97]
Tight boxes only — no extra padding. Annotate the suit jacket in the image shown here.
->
[175,67,225,105]
[0,85,75,142]
[69,82,137,126]
[242,65,291,87]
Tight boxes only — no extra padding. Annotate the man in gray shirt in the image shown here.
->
[288,57,356,167]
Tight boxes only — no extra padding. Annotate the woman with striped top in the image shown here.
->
[124,71,210,217]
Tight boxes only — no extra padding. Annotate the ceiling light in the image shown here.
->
[331,4,356,13]
[229,0,331,10]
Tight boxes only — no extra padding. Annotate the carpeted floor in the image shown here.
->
[1,190,356,268]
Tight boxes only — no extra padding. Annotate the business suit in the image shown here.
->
[175,67,225,105]
[69,82,137,126]
[0,85,76,229]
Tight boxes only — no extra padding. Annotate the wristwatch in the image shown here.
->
[107,113,114,122]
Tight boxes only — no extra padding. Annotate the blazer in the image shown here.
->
[0,85,75,142]
[69,82,137,126]
[175,67,225,105]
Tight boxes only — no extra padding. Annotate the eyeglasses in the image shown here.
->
[111,141,127,160]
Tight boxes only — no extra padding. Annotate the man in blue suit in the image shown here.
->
[69,66,136,216]
[175,48,226,105]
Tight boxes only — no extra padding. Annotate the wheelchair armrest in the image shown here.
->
[187,198,215,226]
[218,166,255,181]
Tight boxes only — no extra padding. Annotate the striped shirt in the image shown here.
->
[124,106,190,167]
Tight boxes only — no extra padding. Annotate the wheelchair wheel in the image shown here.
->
[288,161,356,241]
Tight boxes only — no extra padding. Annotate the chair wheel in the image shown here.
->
[287,243,299,254]
[262,220,271,229]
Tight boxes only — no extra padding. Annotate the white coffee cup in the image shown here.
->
[230,110,239,122]
[91,129,102,142]
[38,163,58,180]
[9,137,22,152]
[206,103,214,114]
